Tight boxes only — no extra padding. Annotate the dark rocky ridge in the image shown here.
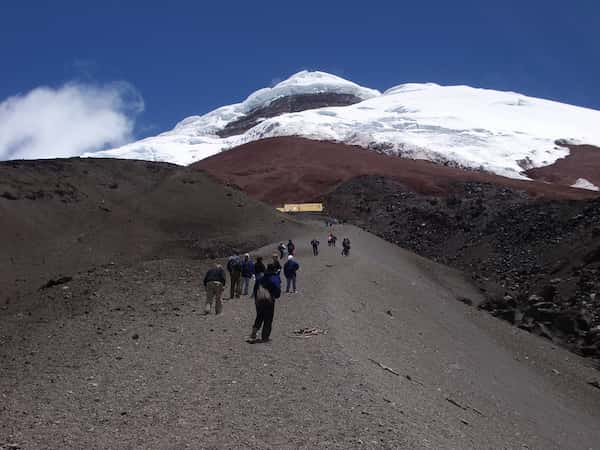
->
[217,93,364,137]
[325,175,600,362]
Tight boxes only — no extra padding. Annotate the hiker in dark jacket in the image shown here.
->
[310,238,320,256]
[269,254,282,275]
[203,263,226,314]
[254,256,266,279]
[287,239,295,256]
[247,270,281,343]
[240,253,255,296]
[283,255,300,294]
[342,238,351,256]
[227,252,242,299]
[252,256,266,293]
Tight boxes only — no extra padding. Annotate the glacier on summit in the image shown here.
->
[85,70,600,180]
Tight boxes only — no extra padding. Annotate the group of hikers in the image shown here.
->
[202,233,352,343]
[326,232,351,256]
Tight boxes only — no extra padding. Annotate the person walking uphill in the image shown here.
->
[240,253,255,296]
[227,252,242,299]
[284,255,300,294]
[270,253,282,274]
[287,239,295,256]
[253,255,266,284]
[203,263,226,315]
[247,269,282,343]
[311,238,320,256]
[342,238,351,256]
[278,242,286,259]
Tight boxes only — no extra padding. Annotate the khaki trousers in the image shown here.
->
[205,281,224,314]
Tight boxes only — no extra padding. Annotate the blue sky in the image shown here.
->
[1,0,599,155]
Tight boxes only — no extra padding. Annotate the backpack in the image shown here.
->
[255,284,273,306]
[227,257,241,273]
[263,273,281,299]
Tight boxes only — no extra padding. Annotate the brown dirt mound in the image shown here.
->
[527,143,600,189]
[193,137,599,205]
[0,158,306,306]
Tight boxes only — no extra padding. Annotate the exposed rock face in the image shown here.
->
[526,143,600,191]
[325,175,600,361]
[217,93,364,137]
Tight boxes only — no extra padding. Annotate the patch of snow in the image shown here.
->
[85,71,600,180]
[571,178,600,191]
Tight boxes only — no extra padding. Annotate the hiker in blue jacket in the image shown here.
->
[283,255,300,294]
[240,253,255,296]
[247,269,281,343]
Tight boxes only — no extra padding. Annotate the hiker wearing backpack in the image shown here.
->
[287,239,295,256]
[310,238,320,256]
[247,269,282,343]
[278,242,286,259]
[203,263,226,315]
[226,252,242,299]
[240,253,255,296]
[342,238,351,256]
[284,255,300,294]
[270,253,282,275]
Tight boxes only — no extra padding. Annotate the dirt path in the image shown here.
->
[2,225,599,449]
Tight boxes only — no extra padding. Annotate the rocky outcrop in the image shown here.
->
[217,93,364,137]
[526,143,600,191]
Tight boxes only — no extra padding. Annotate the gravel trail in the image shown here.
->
[2,224,599,449]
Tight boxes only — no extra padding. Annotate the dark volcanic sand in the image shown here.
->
[325,175,600,361]
[2,157,600,448]
[2,226,599,449]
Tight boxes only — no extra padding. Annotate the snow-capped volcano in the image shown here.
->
[86,70,600,180]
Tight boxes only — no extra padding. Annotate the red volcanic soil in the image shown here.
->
[526,144,600,189]
[193,137,599,205]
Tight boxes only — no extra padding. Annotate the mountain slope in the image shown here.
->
[0,158,306,305]
[193,137,598,205]
[2,225,599,448]
[86,71,600,184]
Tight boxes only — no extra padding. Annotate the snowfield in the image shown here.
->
[85,71,600,179]
[571,178,600,191]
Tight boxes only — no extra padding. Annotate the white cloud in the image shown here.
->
[0,81,144,160]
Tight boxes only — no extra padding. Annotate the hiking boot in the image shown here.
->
[245,327,258,343]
